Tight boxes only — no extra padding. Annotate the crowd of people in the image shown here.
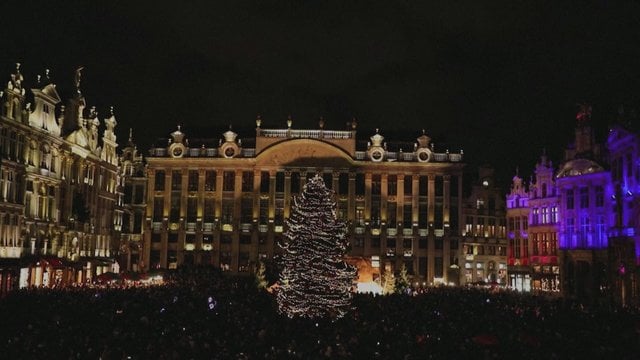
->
[1,265,639,359]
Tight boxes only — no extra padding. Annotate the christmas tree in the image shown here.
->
[254,260,268,290]
[277,175,356,319]
[381,267,396,295]
[395,263,410,294]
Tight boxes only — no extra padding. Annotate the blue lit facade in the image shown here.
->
[507,106,640,304]
[606,124,640,305]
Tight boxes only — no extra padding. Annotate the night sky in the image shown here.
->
[2,1,640,189]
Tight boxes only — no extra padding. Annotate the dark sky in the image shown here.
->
[2,1,640,189]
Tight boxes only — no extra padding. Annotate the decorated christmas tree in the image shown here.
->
[395,263,410,294]
[381,267,396,295]
[254,260,268,290]
[277,175,356,319]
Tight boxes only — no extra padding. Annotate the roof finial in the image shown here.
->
[15,62,21,72]
[75,66,84,93]
[129,128,133,142]
[256,114,262,128]
[319,116,325,129]
[45,69,50,79]
[287,115,292,128]
[351,117,357,129]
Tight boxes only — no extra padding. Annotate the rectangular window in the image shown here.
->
[204,199,215,222]
[404,175,412,195]
[355,204,365,226]
[566,189,574,210]
[153,197,164,221]
[388,175,397,196]
[595,186,604,207]
[134,185,144,204]
[418,257,427,276]
[242,172,254,192]
[170,194,180,222]
[579,216,589,247]
[188,170,199,191]
[222,201,234,224]
[260,172,270,193]
[531,208,539,225]
[579,187,589,208]
[356,173,365,195]
[223,171,235,192]
[419,176,428,196]
[259,199,269,224]
[186,197,197,222]
[276,172,285,192]
[372,174,381,195]
[434,257,443,278]
[388,202,397,226]
[370,237,380,248]
[566,218,574,248]
[171,171,182,191]
[403,204,412,227]
[322,173,332,189]
[419,204,428,228]
[371,200,381,227]
[338,173,348,195]
[205,171,216,191]
[292,172,301,194]
[154,170,165,191]
[550,206,558,223]
[435,176,443,196]
[241,198,253,223]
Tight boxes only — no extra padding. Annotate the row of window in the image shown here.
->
[464,244,507,256]
[530,206,558,225]
[530,232,558,256]
[565,186,604,209]
[153,170,459,197]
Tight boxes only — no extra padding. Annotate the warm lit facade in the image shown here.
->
[0,64,121,291]
[117,130,147,272]
[460,167,507,286]
[143,119,464,285]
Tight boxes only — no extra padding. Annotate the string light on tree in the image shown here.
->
[277,175,356,319]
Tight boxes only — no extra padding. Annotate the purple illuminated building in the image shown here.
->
[507,105,639,305]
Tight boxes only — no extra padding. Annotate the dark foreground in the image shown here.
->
[1,267,638,359]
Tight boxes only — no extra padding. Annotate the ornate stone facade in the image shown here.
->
[144,118,465,285]
[0,64,121,291]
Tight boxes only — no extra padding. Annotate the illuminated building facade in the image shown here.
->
[506,172,531,291]
[144,119,464,285]
[605,123,640,305]
[117,130,146,272]
[528,153,560,293]
[505,105,640,304]
[556,106,610,301]
[460,167,507,286]
[0,64,121,291]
